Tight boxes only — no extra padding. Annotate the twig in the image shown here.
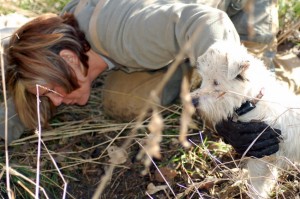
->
[17,180,35,198]
[35,85,43,198]
[277,20,300,45]
[8,167,49,199]
[35,84,68,198]
[1,28,12,199]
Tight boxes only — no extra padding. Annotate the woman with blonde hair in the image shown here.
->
[6,13,92,129]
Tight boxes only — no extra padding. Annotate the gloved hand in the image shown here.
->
[0,98,25,144]
[215,119,282,158]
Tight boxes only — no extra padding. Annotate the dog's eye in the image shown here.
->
[235,74,245,81]
[213,80,220,86]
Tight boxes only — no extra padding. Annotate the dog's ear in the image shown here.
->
[226,54,250,80]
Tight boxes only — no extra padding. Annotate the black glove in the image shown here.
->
[215,119,282,158]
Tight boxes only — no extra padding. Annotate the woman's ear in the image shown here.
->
[59,49,78,65]
[59,49,86,81]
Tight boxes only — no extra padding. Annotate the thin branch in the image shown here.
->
[35,85,43,198]
[1,29,12,199]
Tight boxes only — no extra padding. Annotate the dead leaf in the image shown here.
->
[146,183,168,195]
[154,167,177,182]
[107,146,128,165]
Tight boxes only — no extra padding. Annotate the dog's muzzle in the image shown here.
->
[191,97,199,107]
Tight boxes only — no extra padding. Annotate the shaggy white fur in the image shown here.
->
[191,41,300,198]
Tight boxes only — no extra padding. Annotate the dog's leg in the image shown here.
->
[246,158,278,199]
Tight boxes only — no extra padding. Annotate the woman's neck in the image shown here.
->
[86,49,108,83]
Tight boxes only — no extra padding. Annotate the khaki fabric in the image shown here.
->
[102,62,193,121]
[102,70,165,121]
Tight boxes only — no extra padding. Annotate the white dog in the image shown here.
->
[191,41,300,198]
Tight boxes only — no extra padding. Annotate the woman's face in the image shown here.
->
[30,49,92,106]
[40,83,91,106]
[48,49,92,106]
[31,79,91,107]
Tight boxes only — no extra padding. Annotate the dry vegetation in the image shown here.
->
[0,0,300,198]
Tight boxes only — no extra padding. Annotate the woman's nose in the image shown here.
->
[47,94,63,106]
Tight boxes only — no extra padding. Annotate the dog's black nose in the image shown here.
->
[191,97,199,107]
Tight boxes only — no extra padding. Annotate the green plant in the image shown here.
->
[278,0,300,44]
[278,0,300,27]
